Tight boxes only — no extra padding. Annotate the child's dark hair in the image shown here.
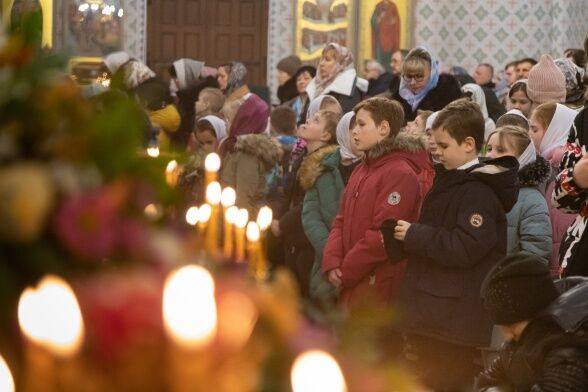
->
[496,113,529,131]
[508,81,530,99]
[353,97,404,138]
[270,106,296,135]
[432,98,485,151]
[317,109,340,144]
[195,119,216,138]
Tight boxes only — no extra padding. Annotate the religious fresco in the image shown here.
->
[295,0,412,68]
[295,0,354,62]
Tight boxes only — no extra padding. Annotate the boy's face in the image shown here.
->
[405,116,425,136]
[432,127,476,170]
[195,94,210,114]
[351,108,389,152]
[297,113,328,143]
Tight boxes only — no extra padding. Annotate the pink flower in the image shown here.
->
[54,190,120,260]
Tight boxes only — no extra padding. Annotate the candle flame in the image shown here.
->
[144,203,162,220]
[185,206,200,226]
[165,160,180,186]
[256,206,273,231]
[204,153,221,172]
[225,206,238,224]
[206,182,222,205]
[147,146,160,158]
[220,187,236,208]
[235,209,249,229]
[166,160,178,173]
[0,354,14,392]
[291,350,347,392]
[162,265,217,348]
[198,204,212,224]
[17,275,85,357]
[246,222,260,242]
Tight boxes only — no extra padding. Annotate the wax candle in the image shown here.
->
[205,182,222,255]
[234,209,249,263]
[204,153,221,187]
[223,206,238,260]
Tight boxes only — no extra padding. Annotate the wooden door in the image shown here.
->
[147,0,268,85]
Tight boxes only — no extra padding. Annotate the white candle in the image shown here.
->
[291,350,347,392]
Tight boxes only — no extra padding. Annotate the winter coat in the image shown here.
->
[544,146,576,277]
[397,156,520,347]
[367,72,395,97]
[390,74,463,123]
[554,107,588,277]
[476,277,588,392]
[506,156,552,262]
[220,134,282,218]
[149,104,181,150]
[321,133,434,307]
[300,146,344,302]
[306,68,368,113]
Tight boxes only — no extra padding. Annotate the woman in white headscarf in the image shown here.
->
[462,83,496,140]
[305,42,368,113]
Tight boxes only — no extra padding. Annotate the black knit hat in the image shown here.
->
[480,253,559,325]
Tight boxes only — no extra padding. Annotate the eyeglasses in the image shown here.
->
[402,73,426,83]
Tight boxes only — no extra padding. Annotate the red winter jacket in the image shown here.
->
[322,133,434,307]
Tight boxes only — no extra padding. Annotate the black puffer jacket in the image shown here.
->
[476,278,588,392]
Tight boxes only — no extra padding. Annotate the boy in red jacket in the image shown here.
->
[322,97,433,307]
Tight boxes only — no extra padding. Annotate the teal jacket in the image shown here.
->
[300,145,345,302]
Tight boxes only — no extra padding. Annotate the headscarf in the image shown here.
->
[399,46,440,111]
[425,111,439,130]
[336,111,361,162]
[219,94,269,157]
[123,60,156,89]
[505,108,528,121]
[313,43,355,96]
[103,51,130,74]
[173,59,204,90]
[462,83,495,139]
[199,115,227,141]
[306,95,328,121]
[539,103,577,158]
[554,57,585,103]
[517,141,537,169]
[225,62,248,96]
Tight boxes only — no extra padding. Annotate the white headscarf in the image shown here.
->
[425,111,439,130]
[336,111,361,162]
[505,108,528,121]
[462,83,495,140]
[539,103,577,157]
[199,115,227,141]
[306,95,327,121]
[173,59,204,90]
[517,141,537,169]
[103,51,131,74]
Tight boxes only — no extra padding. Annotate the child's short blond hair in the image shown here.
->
[316,109,340,144]
[200,87,225,113]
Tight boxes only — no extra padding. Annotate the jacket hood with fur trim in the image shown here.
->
[298,145,339,190]
[518,155,551,188]
[366,131,429,162]
[233,133,283,169]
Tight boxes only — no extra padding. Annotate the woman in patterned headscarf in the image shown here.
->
[305,43,368,113]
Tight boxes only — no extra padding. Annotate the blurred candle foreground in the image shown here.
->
[185,206,199,226]
[146,146,160,158]
[234,209,249,263]
[246,222,265,281]
[163,265,217,392]
[17,275,85,392]
[165,160,180,187]
[256,206,273,232]
[224,206,238,259]
[0,354,15,392]
[220,187,236,209]
[204,153,221,187]
[291,350,347,392]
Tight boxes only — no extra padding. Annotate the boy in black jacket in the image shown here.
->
[477,253,588,392]
[387,99,519,390]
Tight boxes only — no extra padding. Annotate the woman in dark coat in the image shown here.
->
[390,46,463,123]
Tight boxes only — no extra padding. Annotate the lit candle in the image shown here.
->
[234,209,248,263]
[197,204,212,233]
[163,265,217,391]
[204,153,221,187]
[256,206,273,232]
[220,187,236,209]
[206,182,222,255]
[185,206,200,226]
[17,275,85,392]
[165,160,180,187]
[147,146,160,158]
[246,222,263,281]
[0,354,15,392]
[223,206,238,259]
[291,350,347,392]
[255,206,272,281]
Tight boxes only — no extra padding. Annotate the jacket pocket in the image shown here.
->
[416,263,464,298]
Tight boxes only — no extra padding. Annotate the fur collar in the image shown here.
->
[298,145,339,190]
[227,85,250,103]
[366,132,428,162]
[518,155,551,187]
[233,133,283,168]
[306,69,368,99]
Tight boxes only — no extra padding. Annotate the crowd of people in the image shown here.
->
[96,33,588,391]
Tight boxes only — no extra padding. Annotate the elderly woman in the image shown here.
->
[305,43,368,113]
[390,46,462,122]
[217,61,270,158]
